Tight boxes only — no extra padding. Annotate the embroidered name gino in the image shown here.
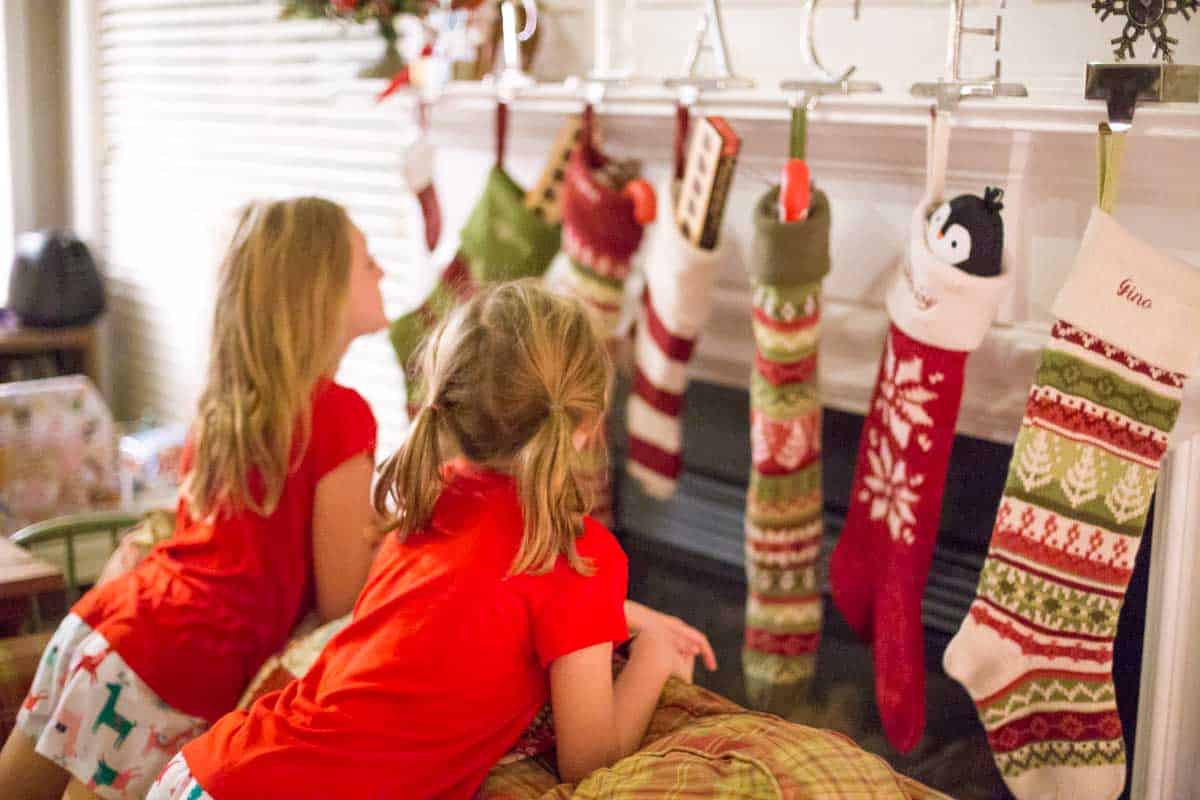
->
[1116,278,1152,309]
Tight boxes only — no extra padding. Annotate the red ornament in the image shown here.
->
[331,0,360,11]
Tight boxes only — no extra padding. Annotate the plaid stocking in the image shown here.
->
[626,181,724,498]
[388,166,561,413]
[389,256,474,417]
[943,208,1200,800]
[742,186,831,712]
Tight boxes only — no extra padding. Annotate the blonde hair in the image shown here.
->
[182,197,353,519]
[374,280,611,575]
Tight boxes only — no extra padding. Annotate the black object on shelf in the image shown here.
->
[9,230,106,329]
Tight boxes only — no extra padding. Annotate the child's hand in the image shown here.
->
[624,601,718,673]
[630,625,696,684]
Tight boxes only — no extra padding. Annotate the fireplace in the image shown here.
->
[610,377,1150,800]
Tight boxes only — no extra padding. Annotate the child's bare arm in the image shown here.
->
[549,630,688,784]
[311,453,378,621]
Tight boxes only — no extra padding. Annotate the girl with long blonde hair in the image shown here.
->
[0,197,389,800]
[147,280,715,800]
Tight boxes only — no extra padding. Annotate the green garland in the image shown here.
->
[280,1,430,35]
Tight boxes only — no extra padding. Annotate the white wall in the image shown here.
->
[2,0,71,296]
[532,0,1200,92]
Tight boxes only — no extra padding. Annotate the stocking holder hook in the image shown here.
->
[781,0,882,109]
[663,0,754,95]
[910,0,1026,111]
[1084,63,1200,132]
[487,0,539,97]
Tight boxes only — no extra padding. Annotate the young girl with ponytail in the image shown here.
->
[148,280,715,800]
[0,197,388,800]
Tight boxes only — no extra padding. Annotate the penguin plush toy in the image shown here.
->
[924,186,1004,277]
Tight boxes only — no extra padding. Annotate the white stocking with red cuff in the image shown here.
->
[627,182,725,499]
[404,135,441,253]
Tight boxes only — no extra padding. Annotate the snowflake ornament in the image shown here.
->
[1092,0,1199,62]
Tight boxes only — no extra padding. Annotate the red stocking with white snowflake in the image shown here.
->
[835,322,968,753]
[829,112,1012,753]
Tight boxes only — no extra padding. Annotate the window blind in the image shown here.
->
[97,0,424,458]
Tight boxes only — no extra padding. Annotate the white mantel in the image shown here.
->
[395,82,1200,446]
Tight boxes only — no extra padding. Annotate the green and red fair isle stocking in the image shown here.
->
[551,125,648,526]
[829,189,1010,753]
[741,185,831,712]
[389,165,561,415]
[943,208,1200,800]
[554,141,647,342]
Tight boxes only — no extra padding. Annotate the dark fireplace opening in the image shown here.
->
[610,378,1150,800]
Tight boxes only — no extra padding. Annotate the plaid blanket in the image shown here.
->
[1,604,953,798]
[480,678,953,800]
[240,620,952,799]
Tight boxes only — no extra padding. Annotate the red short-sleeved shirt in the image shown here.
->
[72,378,376,723]
[183,462,629,800]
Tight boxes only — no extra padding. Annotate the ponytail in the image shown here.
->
[372,281,610,574]
[512,407,594,576]
[374,403,444,540]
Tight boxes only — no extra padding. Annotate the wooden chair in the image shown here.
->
[10,511,141,628]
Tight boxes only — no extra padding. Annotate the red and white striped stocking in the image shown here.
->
[626,182,724,498]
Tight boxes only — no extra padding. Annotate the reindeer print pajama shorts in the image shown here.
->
[16,613,208,800]
[146,752,214,800]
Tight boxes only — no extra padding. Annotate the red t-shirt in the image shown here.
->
[183,463,629,800]
[72,378,376,723]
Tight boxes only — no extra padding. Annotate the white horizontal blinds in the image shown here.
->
[97,0,425,459]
